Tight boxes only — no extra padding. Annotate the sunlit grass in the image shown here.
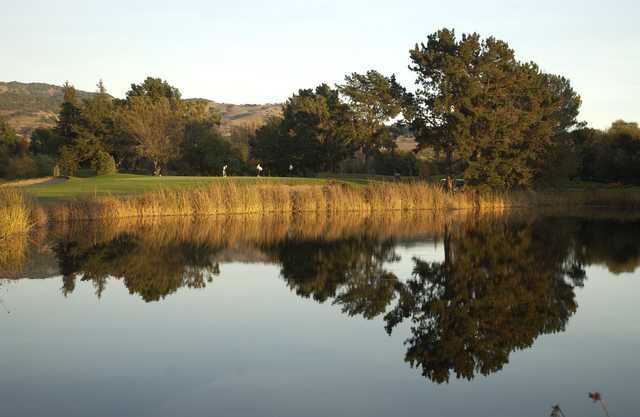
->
[0,188,31,240]
[26,174,335,200]
[43,181,504,222]
[11,173,640,226]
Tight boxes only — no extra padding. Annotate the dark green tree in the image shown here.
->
[0,118,31,178]
[81,80,114,139]
[55,81,85,144]
[30,128,66,156]
[338,70,406,163]
[250,116,294,175]
[118,96,185,175]
[251,84,359,175]
[405,29,582,188]
[125,77,182,103]
[177,120,245,175]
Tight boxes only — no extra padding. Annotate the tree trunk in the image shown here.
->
[153,160,162,176]
[445,147,453,192]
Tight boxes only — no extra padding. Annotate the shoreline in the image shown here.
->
[2,181,640,240]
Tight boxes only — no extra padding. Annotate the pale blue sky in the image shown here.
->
[1,0,638,128]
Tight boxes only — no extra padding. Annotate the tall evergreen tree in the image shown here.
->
[251,84,359,175]
[405,29,582,188]
[338,70,406,161]
[55,81,84,144]
[126,77,182,103]
[82,80,114,138]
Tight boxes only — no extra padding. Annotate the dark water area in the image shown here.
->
[1,212,639,417]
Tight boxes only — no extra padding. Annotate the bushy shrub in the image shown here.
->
[5,155,39,179]
[33,154,57,177]
[91,151,117,176]
[58,146,80,176]
[373,151,418,176]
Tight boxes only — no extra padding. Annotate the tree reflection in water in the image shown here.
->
[268,238,400,318]
[383,220,586,383]
[34,214,640,383]
[55,233,221,301]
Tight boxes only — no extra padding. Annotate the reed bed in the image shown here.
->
[44,181,510,222]
[0,188,32,240]
[5,180,640,229]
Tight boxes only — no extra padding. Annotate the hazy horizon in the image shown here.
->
[2,0,638,129]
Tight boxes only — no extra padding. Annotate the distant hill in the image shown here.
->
[185,99,282,135]
[0,81,416,150]
[0,81,282,137]
[0,81,95,136]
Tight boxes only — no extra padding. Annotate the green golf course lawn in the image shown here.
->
[24,174,341,200]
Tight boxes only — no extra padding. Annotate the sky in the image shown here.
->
[1,0,638,128]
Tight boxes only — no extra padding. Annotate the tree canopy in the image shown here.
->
[251,84,361,175]
[404,28,582,188]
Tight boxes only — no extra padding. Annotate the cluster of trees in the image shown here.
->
[568,120,640,184]
[249,29,588,187]
[2,28,638,187]
[248,28,637,187]
[249,72,413,176]
[1,77,248,179]
[0,117,54,179]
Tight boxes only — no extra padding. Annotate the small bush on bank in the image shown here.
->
[5,155,39,179]
[33,154,57,177]
[57,147,80,176]
[91,151,117,176]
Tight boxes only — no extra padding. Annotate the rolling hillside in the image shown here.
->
[0,81,282,137]
[0,81,415,149]
[0,81,95,136]
[186,99,282,135]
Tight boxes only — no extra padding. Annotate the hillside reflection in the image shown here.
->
[2,212,640,383]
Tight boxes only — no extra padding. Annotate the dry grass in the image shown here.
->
[44,181,509,222]
[0,189,33,278]
[0,188,32,240]
[8,180,640,230]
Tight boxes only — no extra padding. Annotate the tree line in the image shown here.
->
[1,28,638,188]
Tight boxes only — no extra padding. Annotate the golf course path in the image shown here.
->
[0,177,68,188]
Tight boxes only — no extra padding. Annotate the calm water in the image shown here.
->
[1,213,639,417]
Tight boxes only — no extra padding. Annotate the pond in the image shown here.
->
[1,212,639,417]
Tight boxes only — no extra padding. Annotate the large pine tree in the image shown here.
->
[405,29,582,188]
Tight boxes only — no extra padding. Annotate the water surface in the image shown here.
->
[1,212,639,417]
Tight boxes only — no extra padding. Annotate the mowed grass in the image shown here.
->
[26,174,334,200]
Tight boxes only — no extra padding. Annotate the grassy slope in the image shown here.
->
[25,174,333,200]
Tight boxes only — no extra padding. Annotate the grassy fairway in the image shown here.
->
[26,174,332,200]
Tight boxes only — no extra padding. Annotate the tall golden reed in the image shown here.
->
[0,188,32,240]
[45,181,509,222]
